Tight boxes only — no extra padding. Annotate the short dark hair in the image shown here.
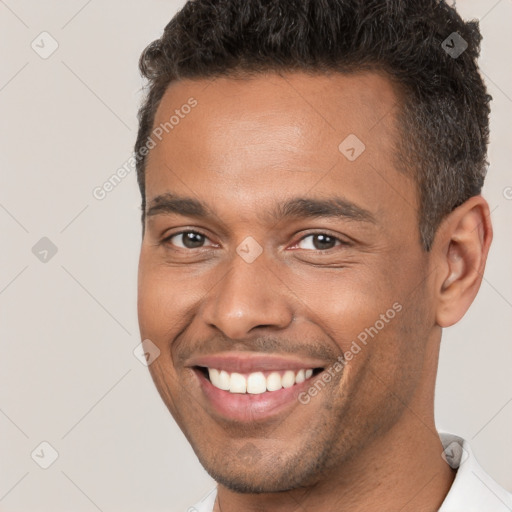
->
[134,0,491,250]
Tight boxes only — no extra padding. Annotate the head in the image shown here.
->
[136,0,492,494]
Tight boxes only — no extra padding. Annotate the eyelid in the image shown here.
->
[161,229,350,251]
[162,229,216,248]
[288,231,351,251]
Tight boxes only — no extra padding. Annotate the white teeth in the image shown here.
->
[281,370,295,388]
[266,372,282,391]
[208,368,220,387]
[206,367,317,394]
[229,372,247,393]
[247,372,267,394]
[295,369,305,384]
[218,370,230,390]
[208,368,231,390]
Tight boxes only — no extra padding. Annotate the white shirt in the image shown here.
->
[188,433,512,511]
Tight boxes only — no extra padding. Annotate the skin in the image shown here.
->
[137,71,492,512]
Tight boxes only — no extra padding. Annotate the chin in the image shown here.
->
[207,469,298,494]
[197,448,325,494]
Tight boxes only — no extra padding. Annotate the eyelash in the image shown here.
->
[161,230,350,252]
[162,230,216,249]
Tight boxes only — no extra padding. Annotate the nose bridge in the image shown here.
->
[201,248,294,339]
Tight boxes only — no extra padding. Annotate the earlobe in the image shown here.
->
[434,196,493,327]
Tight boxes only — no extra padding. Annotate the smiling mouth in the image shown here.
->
[195,366,324,395]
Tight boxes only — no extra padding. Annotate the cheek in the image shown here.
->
[285,254,427,390]
[287,264,399,353]
[136,252,216,361]
[137,246,192,309]
[137,268,161,338]
[137,255,186,340]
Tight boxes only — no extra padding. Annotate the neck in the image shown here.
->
[214,404,455,512]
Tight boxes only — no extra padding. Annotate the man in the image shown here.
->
[135,0,512,510]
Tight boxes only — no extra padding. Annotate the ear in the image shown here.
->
[432,195,493,327]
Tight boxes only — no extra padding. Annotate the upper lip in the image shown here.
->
[186,352,326,373]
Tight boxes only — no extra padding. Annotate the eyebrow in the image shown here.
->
[146,192,376,224]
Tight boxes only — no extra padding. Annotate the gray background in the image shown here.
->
[0,0,511,510]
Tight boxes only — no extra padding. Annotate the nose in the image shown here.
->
[200,250,294,340]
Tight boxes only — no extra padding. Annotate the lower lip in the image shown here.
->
[194,369,319,423]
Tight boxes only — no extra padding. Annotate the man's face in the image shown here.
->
[137,72,438,492]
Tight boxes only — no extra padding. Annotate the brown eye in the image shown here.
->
[296,233,341,251]
[165,231,212,249]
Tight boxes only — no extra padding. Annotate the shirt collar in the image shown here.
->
[438,432,512,511]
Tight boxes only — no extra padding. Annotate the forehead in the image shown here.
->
[151,71,400,160]
[145,71,416,229]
